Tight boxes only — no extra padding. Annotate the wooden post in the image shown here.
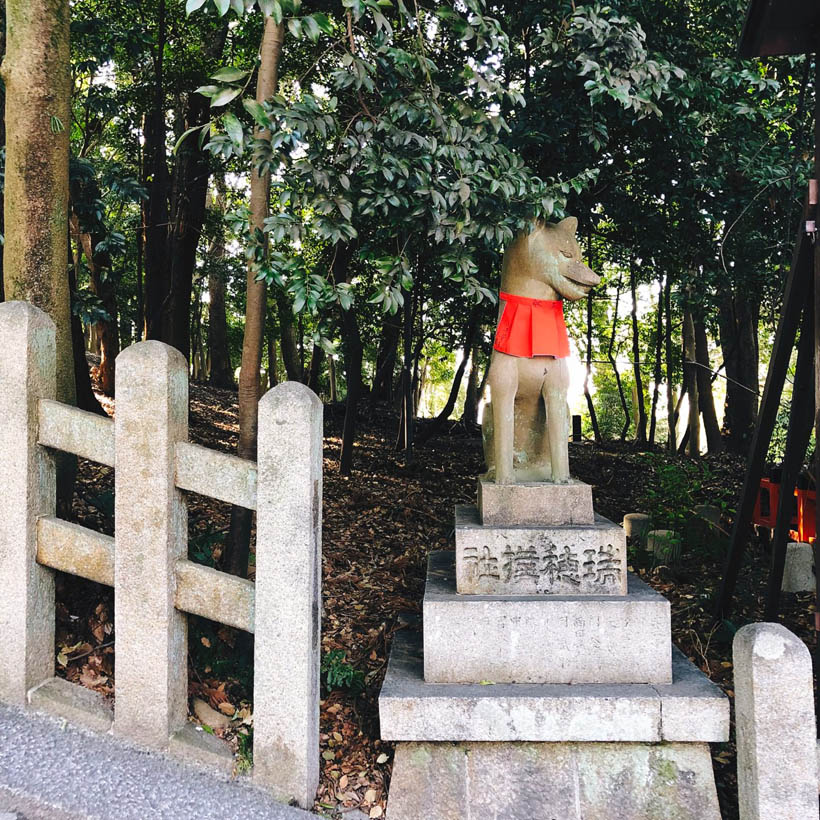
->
[713,209,813,621]
[813,44,820,699]
[764,295,814,619]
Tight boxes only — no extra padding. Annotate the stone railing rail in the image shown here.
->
[0,302,322,809]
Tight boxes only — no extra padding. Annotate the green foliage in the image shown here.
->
[321,649,365,694]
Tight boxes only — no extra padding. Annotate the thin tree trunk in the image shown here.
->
[462,345,481,425]
[372,316,400,402]
[82,237,119,397]
[266,325,278,389]
[329,355,337,402]
[630,259,647,445]
[694,317,723,453]
[396,286,417,458]
[607,276,630,441]
[306,344,323,393]
[142,0,170,344]
[648,277,664,446]
[683,306,700,457]
[207,180,233,388]
[2,0,74,404]
[664,277,676,452]
[207,270,233,387]
[718,289,759,454]
[224,18,284,579]
[417,307,479,445]
[0,0,6,302]
[583,290,601,443]
[335,245,360,475]
[161,24,227,359]
[276,290,302,381]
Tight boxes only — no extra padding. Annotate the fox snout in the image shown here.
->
[564,260,600,289]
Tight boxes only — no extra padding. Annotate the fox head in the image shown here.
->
[502,216,600,301]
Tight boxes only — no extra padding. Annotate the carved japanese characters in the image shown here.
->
[483,217,599,484]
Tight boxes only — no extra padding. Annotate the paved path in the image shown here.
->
[0,704,314,819]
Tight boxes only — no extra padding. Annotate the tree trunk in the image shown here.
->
[306,344,323,393]
[2,0,74,404]
[142,0,170,345]
[583,290,601,443]
[276,289,302,381]
[396,286,418,457]
[67,248,104,415]
[694,317,723,453]
[159,23,227,359]
[224,18,284,579]
[630,260,647,445]
[664,277,677,451]
[372,315,400,402]
[207,181,233,388]
[648,277,664,446]
[0,0,6,302]
[329,355,337,402]
[417,307,479,445]
[718,289,759,454]
[607,277,630,441]
[207,270,233,388]
[461,345,481,425]
[335,245,359,475]
[683,306,700,457]
[84,244,118,397]
[266,325,278,389]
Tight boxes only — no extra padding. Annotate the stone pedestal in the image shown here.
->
[477,478,594,526]
[455,505,626,596]
[380,480,729,819]
[387,741,722,820]
[425,552,671,684]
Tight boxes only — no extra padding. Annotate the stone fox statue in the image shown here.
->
[483,217,600,484]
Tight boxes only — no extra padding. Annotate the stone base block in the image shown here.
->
[380,628,728,743]
[170,723,235,775]
[782,542,815,593]
[28,676,113,734]
[425,552,670,684]
[477,477,594,526]
[455,506,627,596]
[386,741,721,820]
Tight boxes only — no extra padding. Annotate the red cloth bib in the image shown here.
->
[493,292,570,359]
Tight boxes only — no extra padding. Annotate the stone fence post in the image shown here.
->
[114,341,189,747]
[733,622,819,820]
[0,302,56,704]
[254,381,323,808]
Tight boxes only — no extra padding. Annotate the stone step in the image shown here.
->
[455,505,627,596]
[386,741,722,820]
[379,627,729,744]
[424,551,670,684]
[477,477,594,526]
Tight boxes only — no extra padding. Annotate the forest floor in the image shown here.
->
[58,375,817,820]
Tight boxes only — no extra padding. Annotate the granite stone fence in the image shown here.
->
[0,302,322,809]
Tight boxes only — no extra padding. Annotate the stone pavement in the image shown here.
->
[0,704,313,820]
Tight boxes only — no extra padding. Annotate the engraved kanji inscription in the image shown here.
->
[460,537,623,593]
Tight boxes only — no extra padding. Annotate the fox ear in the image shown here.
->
[557,216,578,236]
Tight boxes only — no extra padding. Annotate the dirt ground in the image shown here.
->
[57,378,817,819]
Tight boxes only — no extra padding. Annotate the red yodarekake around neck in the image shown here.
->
[493,292,570,359]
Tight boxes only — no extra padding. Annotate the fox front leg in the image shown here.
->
[542,360,570,483]
[488,351,518,484]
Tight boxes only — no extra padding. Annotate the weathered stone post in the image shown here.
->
[254,382,322,808]
[733,623,819,820]
[0,302,56,704]
[114,341,188,747]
